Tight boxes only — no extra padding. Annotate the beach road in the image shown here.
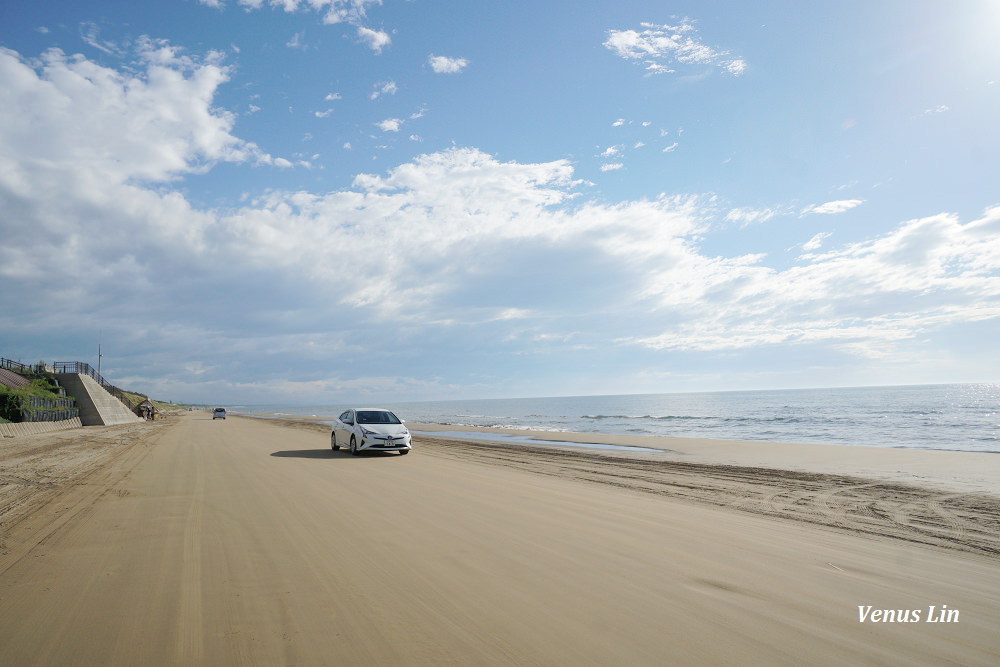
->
[1,412,998,665]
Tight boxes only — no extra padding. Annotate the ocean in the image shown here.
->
[231,383,1000,453]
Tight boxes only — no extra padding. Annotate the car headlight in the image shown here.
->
[361,427,375,435]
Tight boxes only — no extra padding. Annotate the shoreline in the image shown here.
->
[234,413,1000,496]
[225,384,1000,454]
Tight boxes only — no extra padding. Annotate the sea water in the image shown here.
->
[233,384,1000,453]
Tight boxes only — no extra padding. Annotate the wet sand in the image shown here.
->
[408,421,1000,495]
[1,412,998,665]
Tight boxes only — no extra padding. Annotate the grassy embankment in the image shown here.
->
[0,374,74,423]
[0,369,183,423]
[120,390,184,413]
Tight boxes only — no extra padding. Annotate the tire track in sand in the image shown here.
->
[414,435,1000,559]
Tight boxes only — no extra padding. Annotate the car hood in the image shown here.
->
[359,424,408,436]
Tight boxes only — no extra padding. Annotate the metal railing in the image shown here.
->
[53,361,146,414]
[1,358,77,422]
[1,358,35,374]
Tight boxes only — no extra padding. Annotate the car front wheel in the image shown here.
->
[350,435,359,456]
[331,433,339,451]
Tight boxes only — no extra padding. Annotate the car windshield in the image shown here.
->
[356,410,401,425]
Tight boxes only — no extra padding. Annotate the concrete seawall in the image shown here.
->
[0,418,83,437]
[55,373,142,426]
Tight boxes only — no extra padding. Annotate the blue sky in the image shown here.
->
[1,1,999,405]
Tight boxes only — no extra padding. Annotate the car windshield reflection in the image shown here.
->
[356,410,401,425]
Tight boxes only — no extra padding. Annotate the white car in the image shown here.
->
[332,408,412,456]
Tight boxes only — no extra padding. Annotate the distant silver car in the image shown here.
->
[213,407,226,420]
[332,408,411,455]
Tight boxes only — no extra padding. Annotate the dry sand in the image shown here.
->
[1,412,998,665]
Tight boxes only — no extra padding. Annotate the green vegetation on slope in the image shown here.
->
[0,374,76,422]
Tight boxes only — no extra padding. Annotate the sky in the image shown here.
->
[1,0,999,405]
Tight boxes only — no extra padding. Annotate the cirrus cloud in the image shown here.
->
[803,199,864,215]
[604,21,747,76]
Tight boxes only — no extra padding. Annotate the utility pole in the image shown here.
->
[98,342,102,380]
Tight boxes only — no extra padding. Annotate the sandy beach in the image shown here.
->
[1,411,998,665]
[407,421,1000,494]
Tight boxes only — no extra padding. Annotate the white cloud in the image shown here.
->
[201,0,382,27]
[3,42,999,400]
[604,20,746,76]
[325,92,342,101]
[921,105,950,116]
[79,22,122,56]
[725,60,747,76]
[376,118,402,132]
[357,26,390,54]
[493,308,532,321]
[370,80,397,99]
[802,231,833,252]
[315,109,334,118]
[320,0,381,25]
[630,207,1000,353]
[663,142,678,152]
[803,199,864,215]
[601,163,624,171]
[613,118,625,127]
[725,207,780,226]
[634,141,645,148]
[0,43,268,185]
[601,145,622,157]
[428,55,469,73]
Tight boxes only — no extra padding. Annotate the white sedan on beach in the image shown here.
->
[332,408,412,456]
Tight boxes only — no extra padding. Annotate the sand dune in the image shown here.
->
[1,413,998,665]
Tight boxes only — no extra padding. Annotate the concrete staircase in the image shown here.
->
[55,373,142,426]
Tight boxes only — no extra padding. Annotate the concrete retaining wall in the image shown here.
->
[54,374,142,426]
[0,417,83,437]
